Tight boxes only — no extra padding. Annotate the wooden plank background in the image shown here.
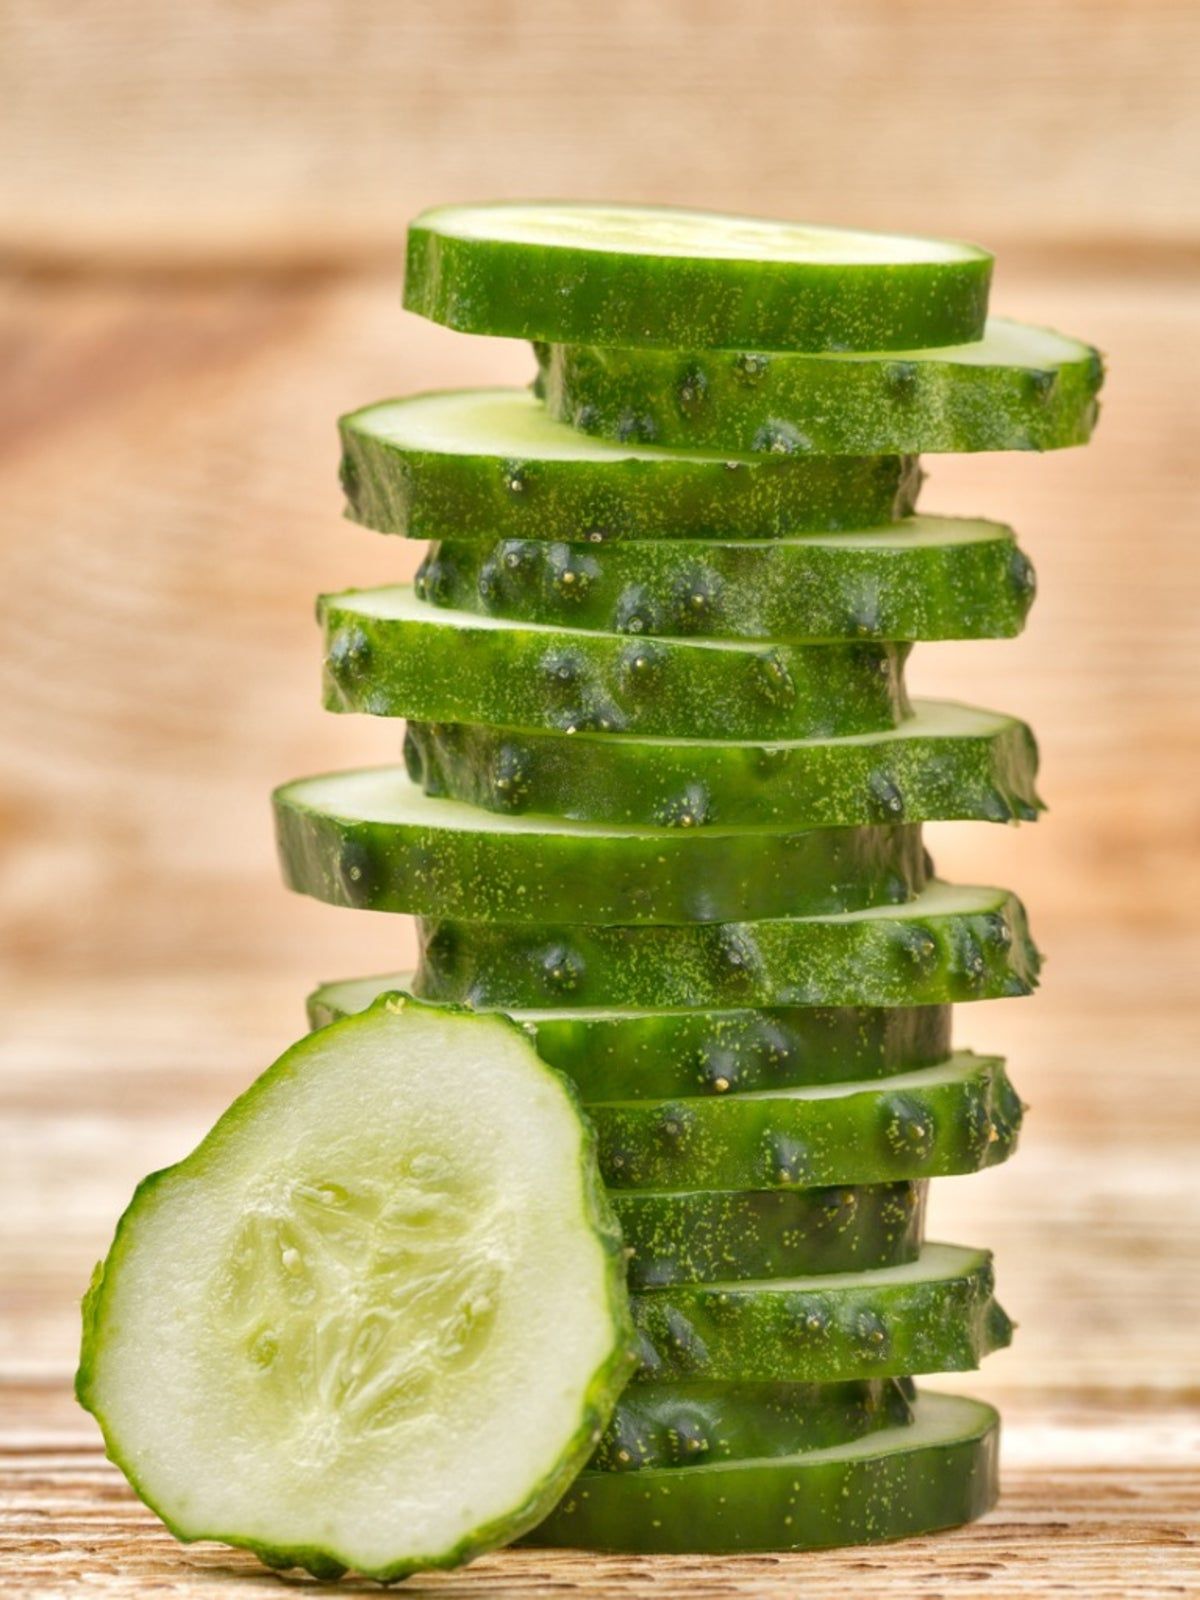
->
[1,3,1199,1594]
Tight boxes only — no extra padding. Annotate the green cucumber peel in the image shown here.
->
[527,1391,999,1553]
[308,974,954,1097]
[613,1181,926,1288]
[594,1377,915,1473]
[537,317,1103,455]
[630,1244,1010,1384]
[404,699,1042,829]
[76,994,636,1582]
[414,881,1040,1009]
[340,389,921,542]
[321,585,911,740]
[274,767,930,925]
[417,516,1035,643]
[591,1052,1021,1191]
[404,202,992,352]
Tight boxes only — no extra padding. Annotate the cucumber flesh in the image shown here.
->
[308,974,954,1097]
[631,1243,1009,1384]
[404,202,992,352]
[527,1391,998,1553]
[614,1182,926,1287]
[537,317,1103,455]
[321,586,911,740]
[341,389,921,541]
[414,881,1040,1009]
[76,995,635,1582]
[590,1052,1021,1191]
[594,1378,914,1472]
[274,768,930,925]
[404,699,1042,828]
[417,516,1035,643]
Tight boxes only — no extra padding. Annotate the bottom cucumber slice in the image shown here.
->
[594,1378,914,1472]
[527,1391,998,1553]
[75,994,635,1582]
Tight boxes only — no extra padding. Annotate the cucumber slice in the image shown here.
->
[404,699,1042,828]
[416,516,1034,643]
[308,975,954,1097]
[414,881,1040,1009]
[341,390,921,542]
[274,768,930,926]
[537,317,1103,455]
[630,1245,1008,1385]
[590,1053,1021,1191]
[594,1378,915,1472]
[76,995,636,1582]
[527,1391,998,1552]
[614,1182,926,1288]
[321,587,910,740]
[404,203,992,352]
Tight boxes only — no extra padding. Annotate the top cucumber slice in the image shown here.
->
[404,202,992,352]
[537,317,1104,455]
[340,390,921,542]
[76,995,635,1583]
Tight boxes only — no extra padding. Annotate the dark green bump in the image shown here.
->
[326,625,371,680]
[615,584,660,636]
[752,649,797,708]
[733,352,771,384]
[677,364,710,415]
[884,361,920,400]
[752,418,808,454]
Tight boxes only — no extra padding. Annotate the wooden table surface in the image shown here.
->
[3,5,1200,1580]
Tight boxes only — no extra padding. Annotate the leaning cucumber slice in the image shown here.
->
[537,317,1103,455]
[631,1244,1009,1384]
[308,975,954,1097]
[528,1391,998,1553]
[414,881,1040,1009]
[416,516,1034,643]
[274,768,929,925]
[404,699,1042,828]
[594,1377,914,1472]
[340,390,921,541]
[404,202,992,352]
[590,1053,1021,1191]
[614,1182,926,1288]
[321,587,910,740]
[76,995,636,1583]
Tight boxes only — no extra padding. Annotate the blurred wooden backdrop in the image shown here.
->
[2,3,1199,1594]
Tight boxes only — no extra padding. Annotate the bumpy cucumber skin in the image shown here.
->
[592,1053,1022,1192]
[404,209,992,352]
[614,1182,926,1288]
[274,776,930,925]
[631,1248,1010,1384]
[403,701,1043,828]
[537,320,1103,455]
[308,978,954,1097]
[413,884,1041,1010]
[321,589,911,740]
[593,1377,915,1472]
[527,1392,999,1552]
[416,521,1035,643]
[76,993,638,1584]
[340,396,923,541]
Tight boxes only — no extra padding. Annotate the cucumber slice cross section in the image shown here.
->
[538,317,1103,455]
[405,699,1042,829]
[321,586,911,740]
[414,881,1040,1009]
[404,202,992,352]
[417,515,1035,642]
[340,389,921,542]
[528,1391,999,1552]
[274,767,930,925]
[308,975,954,1097]
[76,995,635,1583]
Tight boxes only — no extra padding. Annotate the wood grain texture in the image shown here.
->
[3,1,1200,265]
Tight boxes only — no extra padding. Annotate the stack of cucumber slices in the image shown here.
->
[78,203,1101,1581]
